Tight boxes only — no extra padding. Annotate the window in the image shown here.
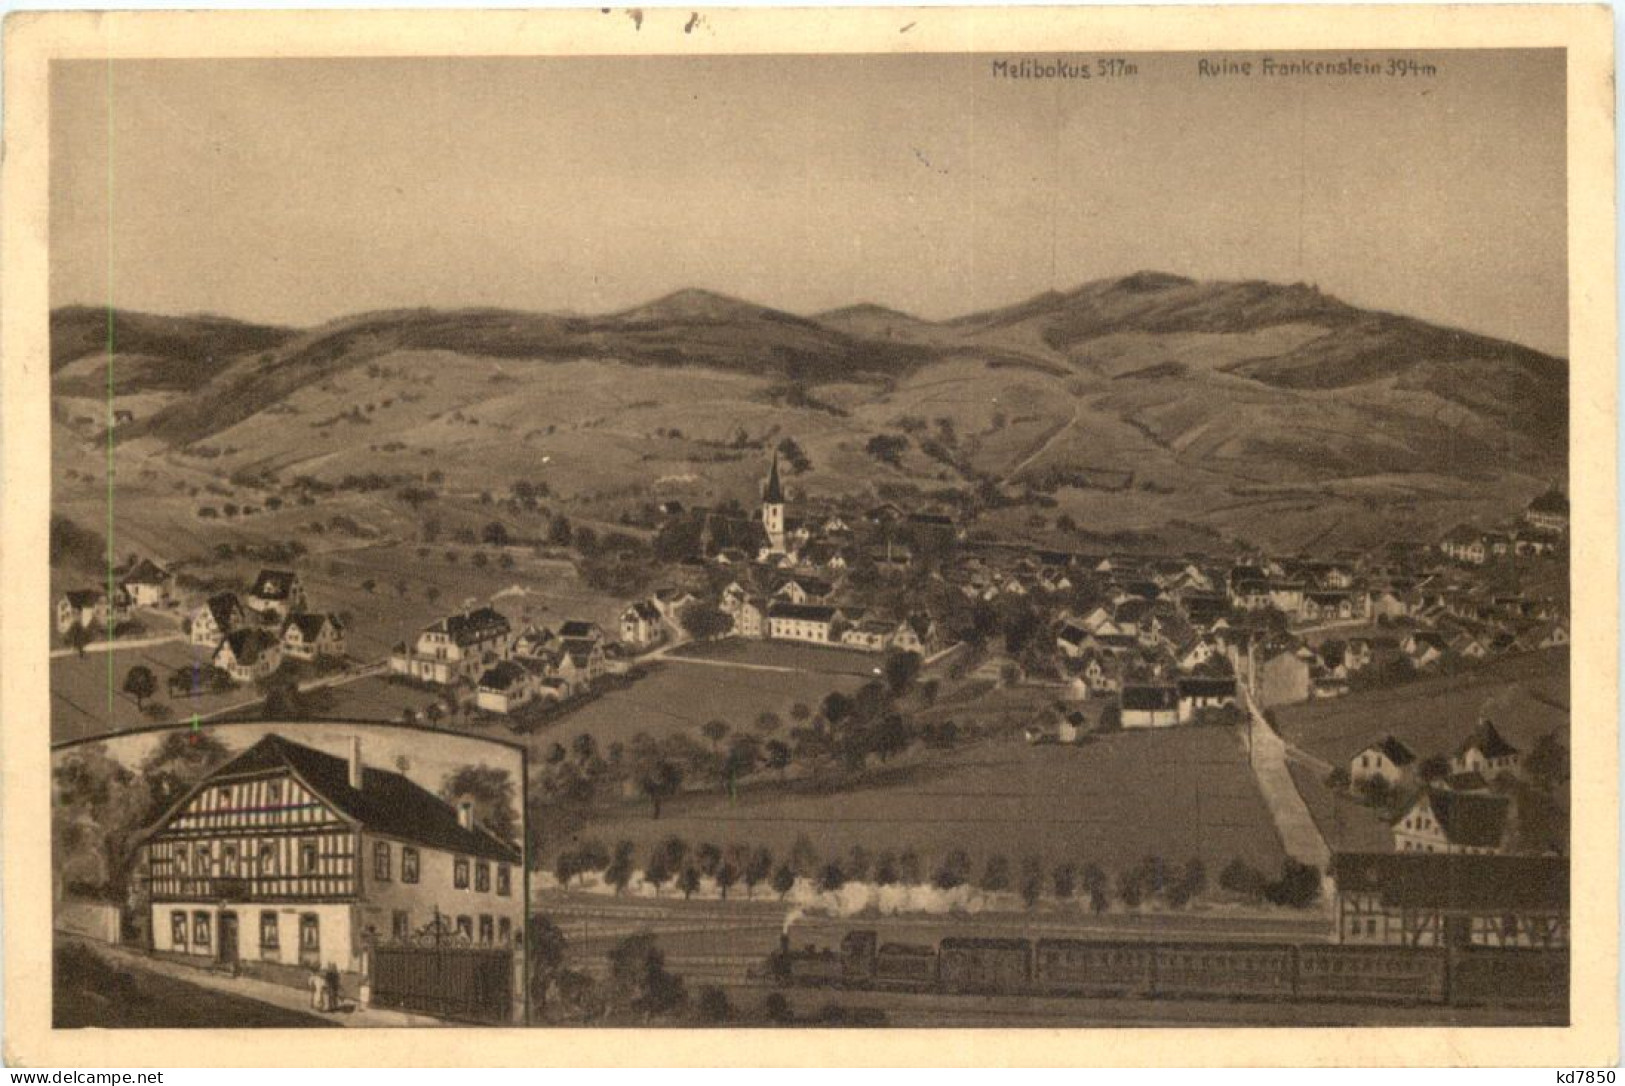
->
[402,847,420,884]
[454,857,470,889]
[498,917,512,944]
[266,781,282,803]
[176,847,190,875]
[299,914,320,950]
[300,840,318,875]
[497,865,511,897]
[219,786,233,808]
[1367,919,1377,935]
[222,844,239,877]
[392,910,410,941]
[260,911,279,949]
[193,911,212,947]
[479,915,494,945]
[374,841,391,882]
[259,843,278,875]
[196,843,212,874]
[171,911,188,946]
[475,861,490,893]
[456,915,473,940]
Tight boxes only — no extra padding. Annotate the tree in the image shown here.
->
[576,839,611,883]
[1082,862,1109,913]
[873,851,900,886]
[637,759,682,820]
[606,934,686,1021]
[789,833,820,877]
[864,433,909,467]
[439,764,519,842]
[695,842,723,877]
[122,665,157,708]
[1052,861,1078,902]
[571,733,600,765]
[979,854,1012,894]
[754,710,782,735]
[845,845,873,884]
[817,861,847,894]
[934,849,972,890]
[65,623,93,656]
[677,864,702,900]
[1265,859,1321,908]
[883,650,921,697]
[644,847,673,897]
[898,847,923,886]
[762,992,794,1025]
[695,985,732,1024]
[482,521,511,547]
[554,849,582,888]
[1219,858,1270,902]
[789,702,812,724]
[701,719,731,753]
[1418,754,1451,784]
[771,862,797,901]
[764,739,792,780]
[660,835,690,873]
[1019,855,1044,909]
[605,840,636,896]
[776,437,812,475]
[744,847,774,899]
[714,860,740,900]
[680,606,733,642]
[527,914,569,1022]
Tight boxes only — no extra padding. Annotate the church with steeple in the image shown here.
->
[760,450,788,555]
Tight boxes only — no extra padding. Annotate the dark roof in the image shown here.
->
[1363,734,1416,766]
[179,734,519,863]
[558,620,601,640]
[1121,685,1179,712]
[559,637,601,666]
[220,627,280,665]
[1527,489,1569,515]
[1413,789,1510,848]
[1445,771,1490,792]
[478,660,528,691]
[123,558,170,584]
[283,612,341,640]
[429,606,510,646]
[1459,720,1519,759]
[202,593,243,629]
[763,452,785,504]
[768,602,838,622]
[1177,677,1237,699]
[63,589,102,608]
[624,600,662,621]
[250,569,300,600]
[1330,852,1567,911]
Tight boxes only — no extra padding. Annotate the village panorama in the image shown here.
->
[50,274,1570,1028]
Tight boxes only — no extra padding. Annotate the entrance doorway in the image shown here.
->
[219,912,240,966]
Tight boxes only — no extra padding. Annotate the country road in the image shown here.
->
[1238,685,1332,871]
[1000,407,1080,484]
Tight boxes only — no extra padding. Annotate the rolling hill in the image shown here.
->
[51,274,1567,554]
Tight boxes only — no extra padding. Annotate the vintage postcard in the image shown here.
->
[2,4,1616,1068]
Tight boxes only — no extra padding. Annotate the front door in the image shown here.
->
[219,912,239,965]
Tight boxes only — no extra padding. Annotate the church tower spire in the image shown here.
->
[761,450,786,552]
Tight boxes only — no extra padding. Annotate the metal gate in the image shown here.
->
[369,945,514,1023]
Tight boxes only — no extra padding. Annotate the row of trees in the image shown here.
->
[548,832,1320,911]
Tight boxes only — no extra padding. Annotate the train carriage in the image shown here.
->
[874,943,938,991]
[1034,939,1155,998]
[1152,942,1296,1001]
[938,937,1033,994]
[1295,944,1448,1004]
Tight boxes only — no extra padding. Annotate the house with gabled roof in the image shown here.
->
[190,593,248,647]
[280,612,346,661]
[1120,684,1180,729]
[390,607,511,686]
[1392,788,1510,856]
[1452,719,1521,779]
[133,734,524,1012]
[213,628,285,684]
[120,558,173,607]
[619,600,664,647]
[1330,852,1566,947]
[1349,735,1416,788]
[245,569,306,620]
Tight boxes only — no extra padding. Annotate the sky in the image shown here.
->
[51,50,1568,354]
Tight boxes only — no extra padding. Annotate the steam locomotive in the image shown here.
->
[768,930,1567,1008]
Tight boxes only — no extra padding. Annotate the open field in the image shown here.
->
[574,726,1286,876]
[1275,647,1569,770]
[521,659,868,752]
[667,637,893,677]
[51,638,251,742]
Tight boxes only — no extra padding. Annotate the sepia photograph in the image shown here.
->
[2,4,1616,1069]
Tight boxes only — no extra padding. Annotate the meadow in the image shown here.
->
[574,725,1286,878]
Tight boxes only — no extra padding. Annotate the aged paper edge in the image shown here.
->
[1,4,1616,1068]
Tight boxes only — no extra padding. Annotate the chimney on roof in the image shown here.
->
[458,801,474,831]
[348,737,363,790]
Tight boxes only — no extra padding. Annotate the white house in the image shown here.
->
[1392,789,1510,856]
[280,613,346,662]
[767,602,839,645]
[190,593,247,647]
[213,628,284,685]
[1451,720,1521,779]
[1349,735,1416,788]
[245,569,307,620]
[390,607,511,687]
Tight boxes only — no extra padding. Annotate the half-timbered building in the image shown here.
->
[132,733,524,1004]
